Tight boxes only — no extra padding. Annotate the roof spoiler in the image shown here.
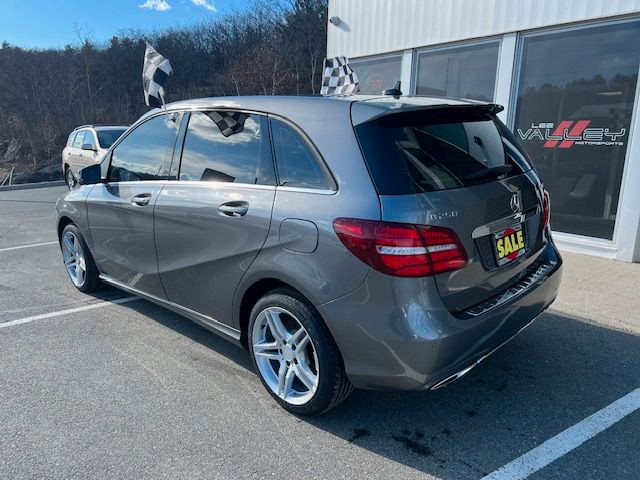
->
[355,102,505,126]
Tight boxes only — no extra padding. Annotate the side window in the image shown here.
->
[83,131,96,149]
[270,119,333,190]
[72,131,86,148]
[179,111,275,185]
[67,132,77,147]
[108,114,182,182]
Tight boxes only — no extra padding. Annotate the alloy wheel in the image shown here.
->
[61,231,86,287]
[66,169,76,189]
[252,306,319,405]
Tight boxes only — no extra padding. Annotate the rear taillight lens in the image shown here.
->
[542,189,551,229]
[333,218,467,277]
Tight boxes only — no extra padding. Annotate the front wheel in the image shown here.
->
[249,288,352,416]
[60,224,101,292]
[65,167,76,189]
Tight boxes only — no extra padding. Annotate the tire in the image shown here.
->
[60,223,101,293]
[65,167,76,190]
[248,288,352,416]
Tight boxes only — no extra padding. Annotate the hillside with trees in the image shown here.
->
[0,0,327,184]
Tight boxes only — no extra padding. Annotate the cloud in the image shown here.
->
[191,0,217,12]
[139,0,171,11]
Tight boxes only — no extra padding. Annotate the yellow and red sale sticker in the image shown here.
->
[494,225,526,266]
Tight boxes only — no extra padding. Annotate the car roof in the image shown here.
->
[140,94,483,126]
[94,126,129,131]
[73,125,129,132]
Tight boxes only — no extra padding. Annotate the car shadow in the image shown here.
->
[109,295,640,479]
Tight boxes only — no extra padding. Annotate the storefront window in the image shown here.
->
[513,21,640,240]
[415,42,499,101]
[350,55,402,94]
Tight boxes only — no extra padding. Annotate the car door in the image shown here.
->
[154,110,276,325]
[68,130,87,176]
[78,129,99,169]
[62,131,77,169]
[86,112,183,298]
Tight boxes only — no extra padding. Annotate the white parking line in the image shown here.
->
[0,297,139,329]
[0,240,58,252]
[482,387,640,480]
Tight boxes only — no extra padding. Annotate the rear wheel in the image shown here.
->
[65,167,76,189]
[61,224,100,292]
[249,288,352,416]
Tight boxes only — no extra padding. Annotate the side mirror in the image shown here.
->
[78,164,102,185]
[81,143,97,152]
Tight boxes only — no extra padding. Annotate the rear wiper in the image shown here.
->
[463,164,513,181]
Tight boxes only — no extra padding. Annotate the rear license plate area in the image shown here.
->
[494,224,526,266]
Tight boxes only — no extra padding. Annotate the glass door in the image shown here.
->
[513,20,640,240]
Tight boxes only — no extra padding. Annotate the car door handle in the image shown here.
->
[218,201,248,217]
[131,193,152,206]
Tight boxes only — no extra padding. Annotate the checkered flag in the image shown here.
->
[142,43,172,108]
[320,56,359,97]
[207,111,248,137]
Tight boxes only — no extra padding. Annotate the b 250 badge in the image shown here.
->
[429,211,458,221]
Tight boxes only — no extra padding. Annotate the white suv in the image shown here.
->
[62,125,128,188]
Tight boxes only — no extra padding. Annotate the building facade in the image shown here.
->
[327,0,640,262]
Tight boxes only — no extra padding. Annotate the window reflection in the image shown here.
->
[416,42,500,101]
[350,55,403,95]
[179,111,275,185]
[514,21,640,239]
[271,119,333,190]
[109,114,181,182]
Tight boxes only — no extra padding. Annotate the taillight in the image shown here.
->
[333,218,467,277]
[542,189,551,229]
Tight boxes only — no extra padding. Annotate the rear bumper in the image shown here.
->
[317,241,562,390]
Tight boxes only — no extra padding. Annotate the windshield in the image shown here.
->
[354,109,533,195]
[96,129,127,149]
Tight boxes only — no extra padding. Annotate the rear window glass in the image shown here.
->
[354,109,533,195]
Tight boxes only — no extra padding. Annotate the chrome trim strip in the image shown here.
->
[462,261,555,318]
[99,275,242,342]
[163,180,277,191]
[471,208,539,239]
[276,185,337,195]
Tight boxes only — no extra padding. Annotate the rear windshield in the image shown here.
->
[96,129,127,149]
[354,109,533,195]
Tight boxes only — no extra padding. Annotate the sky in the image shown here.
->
[0,0,252,49]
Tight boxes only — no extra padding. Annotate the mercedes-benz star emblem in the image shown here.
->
[510,193,521,213]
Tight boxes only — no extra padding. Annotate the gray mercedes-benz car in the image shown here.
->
[56,95,562,415]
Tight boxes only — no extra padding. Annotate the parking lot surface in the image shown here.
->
[1,185,639,480]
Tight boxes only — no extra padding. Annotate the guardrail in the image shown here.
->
[0,166,15,186]
[0,179,66,191]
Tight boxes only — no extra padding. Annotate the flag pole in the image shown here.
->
[160,91,168,117]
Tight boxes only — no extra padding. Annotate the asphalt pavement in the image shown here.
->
[1,185,638,480]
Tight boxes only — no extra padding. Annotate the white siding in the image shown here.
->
[327,0,640,58]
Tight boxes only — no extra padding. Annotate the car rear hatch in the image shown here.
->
[352,102,549,313]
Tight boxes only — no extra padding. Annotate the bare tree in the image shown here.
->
[0,0,328,182]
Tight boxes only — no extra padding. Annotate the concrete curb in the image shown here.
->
[0,180,65,192]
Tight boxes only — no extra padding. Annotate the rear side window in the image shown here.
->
[67,132,77,147]
[72,131,86,148]
[108,114,182,182]
[179,111,275,185]
[270,119,334,190]
[354,109,533,195]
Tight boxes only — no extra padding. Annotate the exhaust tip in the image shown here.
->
[430,363,477,390]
